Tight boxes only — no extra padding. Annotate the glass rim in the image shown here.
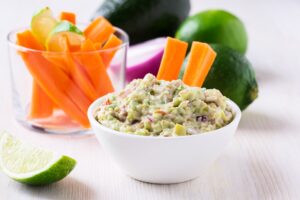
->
[7,25,129,55]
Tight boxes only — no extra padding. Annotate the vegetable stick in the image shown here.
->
[183,42,216,87]
[29,81,53,119]
[93,42,102,50]
[17,30,90,127]
[16,29,54,119]
[59,11,76,24]
[84,16,115,44]
[63,36,99,101]
[157,37,188,81]
[44,36,98,101]
[70,59,99,101]
[75,39,114,97]
[21,52,90,127]
[101,34,123,68]
[43,52,70,74]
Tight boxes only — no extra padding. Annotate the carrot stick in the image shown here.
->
[63,36,99,101]
[43,52,70,74]
[183,42,216,87]
[21,52,90,127]
[44,36,98,101]
[29,81,53,119]
[75,39,114,97]
[70,59,99,101]
[84,16,115,44]
[16,29,54,119]
[157,37,188,81]
[17,30,90,127]
[101,34,123,68]
[93,42,102,50]
[59,11,76,24]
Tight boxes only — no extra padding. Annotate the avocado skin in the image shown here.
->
[92,0,190,44]
[204,44,258,110]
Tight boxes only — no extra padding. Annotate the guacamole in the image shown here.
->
[94,74,234,137]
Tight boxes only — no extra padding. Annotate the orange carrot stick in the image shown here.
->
[93,42,102,50]
[70,60,99,101]
[63,36,99,101]
[183,42,216,87]
[84,16,115,44]
[21,52,90,127]
[157,37,188,81]
[44,36,98,101]
[43,52,70,74]
[17,30,90,127]
[101,34,123,68]
[59,11,76,24]
[29,81,53,119]
[75,39,114,97]
[16,29,54,119]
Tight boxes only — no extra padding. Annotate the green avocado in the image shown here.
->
[179,44,258,110]
[92,0,190,44]
[176,10,248,54]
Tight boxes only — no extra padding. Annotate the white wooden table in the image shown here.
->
[1,0,300,199]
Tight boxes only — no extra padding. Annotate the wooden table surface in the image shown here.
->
[1,0,300,199]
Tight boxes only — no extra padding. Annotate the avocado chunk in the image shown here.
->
[179,44,258,110]
[92,0,190,44]
[173,124,187,136]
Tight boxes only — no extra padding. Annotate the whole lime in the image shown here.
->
[175,10,248,54]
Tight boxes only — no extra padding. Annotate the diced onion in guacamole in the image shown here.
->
[94,74,234,137]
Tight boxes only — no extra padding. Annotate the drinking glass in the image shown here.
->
[7,26,128,134]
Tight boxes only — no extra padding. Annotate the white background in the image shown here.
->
[1,0,300,199]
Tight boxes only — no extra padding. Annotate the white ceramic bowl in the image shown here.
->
[88,94,241,184]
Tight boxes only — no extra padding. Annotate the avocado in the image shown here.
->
[173,124,187,136]
[176,10,248,54]
[179,44,258,110]
[92,0,190,44]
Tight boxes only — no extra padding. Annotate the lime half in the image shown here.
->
[46,21,85,51]
[0,131,76,185]
[31,7,58,46]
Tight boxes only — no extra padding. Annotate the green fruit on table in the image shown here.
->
[92,0,190,44]
[0,131,76,185]
[179,44,258,110]
[176,10,248,54]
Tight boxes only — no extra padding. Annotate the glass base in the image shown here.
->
[15,109,93,135]
[17,119,93,135]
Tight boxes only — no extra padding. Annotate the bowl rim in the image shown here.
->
[88,92,241,140]
[7,25,129,54]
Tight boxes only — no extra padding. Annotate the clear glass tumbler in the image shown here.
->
[7,27,128,134]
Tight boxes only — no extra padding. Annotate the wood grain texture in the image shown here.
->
[1,0,300,199]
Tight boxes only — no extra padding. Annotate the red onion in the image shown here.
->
[126,38,166,82]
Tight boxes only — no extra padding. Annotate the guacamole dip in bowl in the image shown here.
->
[88,74,241,184]
[94,74,234,137]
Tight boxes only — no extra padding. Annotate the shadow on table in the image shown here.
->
[20,177,95,200]
[238,110,290,134]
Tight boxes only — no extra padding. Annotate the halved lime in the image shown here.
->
[31,7,58,46]
[46,21,85,51]
[0,131,76,185]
